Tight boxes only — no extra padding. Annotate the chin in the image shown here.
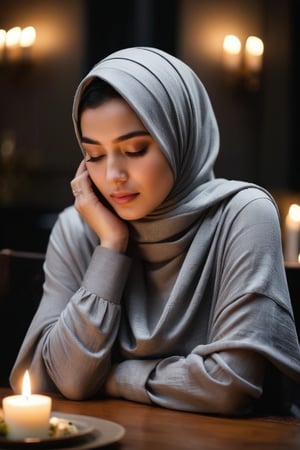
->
[118,213,144,221]
[115,208,147,221]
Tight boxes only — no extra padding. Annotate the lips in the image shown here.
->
[110,192,139,204]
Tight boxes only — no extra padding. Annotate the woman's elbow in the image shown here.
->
[53,371,106,400]
[56,380,98,400]
[209,388,256,416]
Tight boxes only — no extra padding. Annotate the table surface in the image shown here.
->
[1,387,300,449]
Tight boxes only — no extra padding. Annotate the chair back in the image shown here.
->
[0,249,45,386]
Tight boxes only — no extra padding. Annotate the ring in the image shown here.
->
[72,188,82,197]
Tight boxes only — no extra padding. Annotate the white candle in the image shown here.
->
[20,26,36,62]
[222,35,242,71]
[0,29,6,62]
[2,371,52,440]
[5,26,22,62]
[245,36,264,72]
[284,204,300,264]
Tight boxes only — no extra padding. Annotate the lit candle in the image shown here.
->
[2,371,52,440]
[245,36,264,72]
[0,29,6,62]
[284,204,300,264]
[20,26,36,61]
[5,26,22,62]
[222,34,242,71]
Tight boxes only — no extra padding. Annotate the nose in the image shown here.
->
[106,155,128,183]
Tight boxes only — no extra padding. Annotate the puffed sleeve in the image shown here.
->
[10,206,131,399]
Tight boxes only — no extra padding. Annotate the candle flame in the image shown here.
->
[245,36,264,56]
[0,29,6,48]
[223,35,241,55]
[22,370,31,398]
[20,26,36,48]
[6,26,21,47]
[288,204,300,222]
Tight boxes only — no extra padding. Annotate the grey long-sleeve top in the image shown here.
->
[10,189,300,415]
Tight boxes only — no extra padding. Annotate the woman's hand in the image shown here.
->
[70,160,129,253]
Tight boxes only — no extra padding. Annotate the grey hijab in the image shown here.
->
[72,47,269,262]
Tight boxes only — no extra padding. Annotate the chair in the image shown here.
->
[285,266,300,337]
[0,249,45,387]
[284,265,300,416]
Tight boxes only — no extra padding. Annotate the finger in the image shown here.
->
[70,179,83,198]
[71,160,87,189]
[74,159,87,177]
[70,162,94,198]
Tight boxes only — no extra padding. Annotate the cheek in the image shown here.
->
[86,166,104,189]
[146,158,174,195]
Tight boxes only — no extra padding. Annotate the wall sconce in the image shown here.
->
[0,26,36,65]
[222,34,264,91]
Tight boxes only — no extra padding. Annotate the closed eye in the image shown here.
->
[126,147,147,157]
[86,146,148,163]
[86,154,104,163]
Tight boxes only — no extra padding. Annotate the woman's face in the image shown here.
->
[80,97,174,221]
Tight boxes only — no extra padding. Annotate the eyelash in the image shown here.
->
[86,155,103,163]
[86,147,148,163]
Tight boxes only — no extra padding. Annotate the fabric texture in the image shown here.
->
[10,47,300,415]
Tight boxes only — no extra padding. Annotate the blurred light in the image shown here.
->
[0,25,36,65]
[0,29,6,48]
[20,26,36,48]
[222,34,264,90]
[245,36,264,57]
[6,27,21,47]
[289,204,300,223]
[223,35,241,55]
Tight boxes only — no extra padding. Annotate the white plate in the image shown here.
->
[0,412,125,449]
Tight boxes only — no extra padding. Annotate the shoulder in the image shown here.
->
[44,206,98,281]
[56,205,85,230]
[50,205,98,249]
[226,187,279,224]
[215,186,282,246]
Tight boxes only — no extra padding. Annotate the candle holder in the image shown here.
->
[0,26,36,66]
[222,34,264,92]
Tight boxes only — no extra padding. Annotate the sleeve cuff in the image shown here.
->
[114,359,159,404]
[83,246,131,303]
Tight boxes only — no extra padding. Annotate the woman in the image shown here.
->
[10,47,300,415]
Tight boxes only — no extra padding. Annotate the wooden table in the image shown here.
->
[1,387,300,449]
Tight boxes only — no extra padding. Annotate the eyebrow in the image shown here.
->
[81,130,150,145]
